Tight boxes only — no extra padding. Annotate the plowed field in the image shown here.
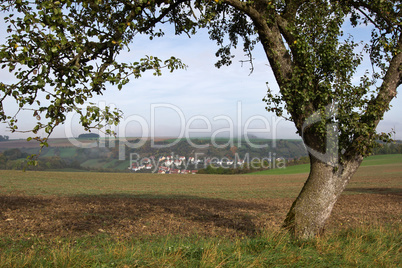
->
[0,161,401,239]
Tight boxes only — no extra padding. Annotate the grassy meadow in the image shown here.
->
[1,226,400,267]
[0,154,401,267]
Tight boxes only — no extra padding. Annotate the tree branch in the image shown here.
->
[223,0,294,85]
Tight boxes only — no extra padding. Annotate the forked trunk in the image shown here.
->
[283,154,363,239]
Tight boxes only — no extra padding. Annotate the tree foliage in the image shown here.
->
[200,0,401,162]
[0,0,189,145]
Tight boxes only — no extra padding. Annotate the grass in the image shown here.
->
[0,155,401,198]
[58,147,77,158]
[251,164,310,175]
[80,159,130,171]
[40,148,56,158]
[360,153,402,166]
[252,154,402,175]
[114,160,131,171]
[0,170,305,198]
[0,225,400,267]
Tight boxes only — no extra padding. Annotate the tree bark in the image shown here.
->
[283,153,363,239]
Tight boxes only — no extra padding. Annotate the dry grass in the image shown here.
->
[1,161,401,198]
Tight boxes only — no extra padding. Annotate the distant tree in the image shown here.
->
[5,159,24,170]
[3,148,26,160]
[39,156,65,170]
[374,142,402,154]
[0,135,9,141]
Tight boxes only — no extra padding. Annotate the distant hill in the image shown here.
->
[78,133,100,139]
[0,137,400,173]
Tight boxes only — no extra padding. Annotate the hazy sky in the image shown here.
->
[0,13,401,140]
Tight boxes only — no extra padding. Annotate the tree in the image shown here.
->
[0,0,400,239]
[203,0,401,239]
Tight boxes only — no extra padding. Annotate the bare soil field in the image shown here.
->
[0,162,401,240]
[0,193,400,239]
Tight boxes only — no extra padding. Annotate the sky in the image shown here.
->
[0,12,401,141]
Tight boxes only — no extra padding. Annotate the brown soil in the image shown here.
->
[0,138,76,149]
[0,137,177,150]
[1,193,400,239]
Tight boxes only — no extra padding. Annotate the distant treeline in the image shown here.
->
[0,139,401,172]
[0,148,81,171]
[0,135,9,142]
[373,142,402,155]
[78,133,99,139]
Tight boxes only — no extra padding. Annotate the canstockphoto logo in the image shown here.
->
[302,104,339,167]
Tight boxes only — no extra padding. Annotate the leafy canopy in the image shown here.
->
[0,0,191,146]
[199,0,401,161]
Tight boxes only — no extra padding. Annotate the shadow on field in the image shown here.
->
[344,187,402,195]
[0,194,288,238]
[0,195,49,210]
[2,192,400,238]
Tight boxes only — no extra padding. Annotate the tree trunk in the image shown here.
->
[283,153,363,239]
